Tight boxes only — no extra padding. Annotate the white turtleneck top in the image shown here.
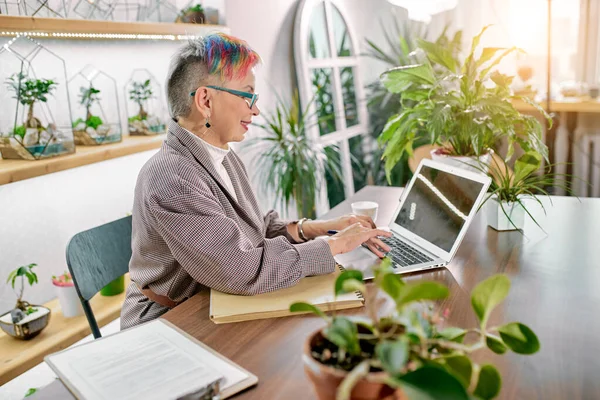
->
[183,128,238,202]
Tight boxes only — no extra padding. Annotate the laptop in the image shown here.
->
[334,158,492,279]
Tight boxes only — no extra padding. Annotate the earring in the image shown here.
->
[205,118,211,128]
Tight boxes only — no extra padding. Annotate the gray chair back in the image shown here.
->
[66,216,132,338]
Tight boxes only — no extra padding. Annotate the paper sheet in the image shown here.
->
[46,320,248,400]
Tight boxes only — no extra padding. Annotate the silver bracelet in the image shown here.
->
[297,218,310,242]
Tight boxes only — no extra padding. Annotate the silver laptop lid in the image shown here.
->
[389,159,492,262]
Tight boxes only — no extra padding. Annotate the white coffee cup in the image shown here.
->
[351,201,379,222]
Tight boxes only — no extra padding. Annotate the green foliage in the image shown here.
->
[472,151,578,230]
[13,125,26,139]
[182,3,204,14]
[290,259,540,399]
[129,79,153,104]
[5,72,57,106]
[86,115,104,129]
[24,388,38,397]
[79,85,101,110]
[241,91,343,219]
[378,26,552,183]
[6,263,38,307]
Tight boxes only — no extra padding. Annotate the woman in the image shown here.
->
[120,33,391,330]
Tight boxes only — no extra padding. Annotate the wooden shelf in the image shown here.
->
[0,134,165,185]
[0,275,129,385]
[512,97,600,113]
[0,15,229,40]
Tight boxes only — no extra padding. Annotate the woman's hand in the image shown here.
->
[324,223,391,258]
[302,214,376,239]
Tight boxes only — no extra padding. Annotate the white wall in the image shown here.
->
[0,0,410,314]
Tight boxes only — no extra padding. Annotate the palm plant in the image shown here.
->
[378,26,551,182]
[243,91,343,219]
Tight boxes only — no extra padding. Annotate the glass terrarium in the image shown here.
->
[125,69,167,136]
[72,0,115,19]
[141,0,190,22]
[0,36,75,160]
[68,65,122,146]
[0,0,69,17]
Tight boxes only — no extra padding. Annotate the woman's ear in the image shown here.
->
[192,87,212,119]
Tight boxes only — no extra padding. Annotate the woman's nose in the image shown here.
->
[252,103,260,116]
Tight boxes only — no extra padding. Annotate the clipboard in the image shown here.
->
[44,319,257,400]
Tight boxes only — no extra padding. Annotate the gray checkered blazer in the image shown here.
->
[120,121,336,329]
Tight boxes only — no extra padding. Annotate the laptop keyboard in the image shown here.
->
[381,236,434,268]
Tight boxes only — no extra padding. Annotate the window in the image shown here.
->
[294,0,369,216]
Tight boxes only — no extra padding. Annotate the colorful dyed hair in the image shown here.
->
[203,32,261,80]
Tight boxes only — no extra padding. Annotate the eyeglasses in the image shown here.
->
[190,85,259,109]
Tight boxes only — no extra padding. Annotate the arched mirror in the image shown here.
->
[294,0,369,216]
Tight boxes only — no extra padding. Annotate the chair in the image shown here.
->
[66,216,132,339]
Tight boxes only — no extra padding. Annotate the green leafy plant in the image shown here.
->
[474,152,577,231]
[378,25,552,183]
[24,388,38,397]
[6,263,39,313]
[128,79,153,121]
[291,258,540,399]
[242,90,343,219]
[5,72,57,142]
[182,3,204,14]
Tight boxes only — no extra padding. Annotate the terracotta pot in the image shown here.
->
[303,330,406,400]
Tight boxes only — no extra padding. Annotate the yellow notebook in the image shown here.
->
[210,266,364,324]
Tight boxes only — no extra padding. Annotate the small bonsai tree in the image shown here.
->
[74,85,103,130]
[183,4,204,14]
[291,258,540,399]
[7,263,39,314]
[129,79,153,121]
[5,72,57,142]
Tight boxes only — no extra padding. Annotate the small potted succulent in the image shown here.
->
[291,258,540,400]
[176,4,205,24]
[0,263,51,340]
[52,271,83,318]
[474,152,576,231]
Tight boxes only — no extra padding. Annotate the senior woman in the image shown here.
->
[120,33,391,329]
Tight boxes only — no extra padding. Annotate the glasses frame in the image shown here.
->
[190,85,259,109]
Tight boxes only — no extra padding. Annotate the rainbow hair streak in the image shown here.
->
[203,32,261,81]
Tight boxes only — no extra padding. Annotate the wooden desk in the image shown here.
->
[0,275,128,384]
[163,186,600,400]
[512,97,600,194]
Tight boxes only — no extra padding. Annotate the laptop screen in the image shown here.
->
[394,165,486,252]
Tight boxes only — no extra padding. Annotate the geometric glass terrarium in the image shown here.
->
[125,69,167,135]
[68,65,122,145]
[0,0,69,18]
[0,36,75,160]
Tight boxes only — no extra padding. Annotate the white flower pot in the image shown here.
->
[54,285,83,318]
[430,149,491,175]
[487,197,525,231]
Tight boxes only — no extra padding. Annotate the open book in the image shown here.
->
[210,265,364,324]
[44,319,257,400]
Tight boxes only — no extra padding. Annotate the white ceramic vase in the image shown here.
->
[430,149,491,175]
[487,197,525,231]
[54,284,83,318]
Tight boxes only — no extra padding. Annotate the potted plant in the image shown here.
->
[377,26,551,181]
[241,91,342,219]
[52,271,83,318]
[176,3,205,24]
[474,152,576,231]
[72,85,114,145]
[128,79,165,135]
[3,72,66,159]
[291,258,540,400]
[0,263,51,340]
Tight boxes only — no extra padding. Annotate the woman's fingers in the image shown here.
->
[366,242,386,258]
[367,237,391,253]
[352,214,376,229]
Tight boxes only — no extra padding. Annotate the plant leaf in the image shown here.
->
[289,302,326,319]
[417,39,457,72]
[436,327,467,343]
[335,270,364,296]
[498,322,540,354]
[380,273,405,300]
[376,338,409,375]
[486,334,508,354]
[442,355,472,388]
[470,274,510,327]
[323,317,361,356]
[396,281,449,308]
[474,364,502,399]
[392,366,469,400]
[513,151,542,183]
